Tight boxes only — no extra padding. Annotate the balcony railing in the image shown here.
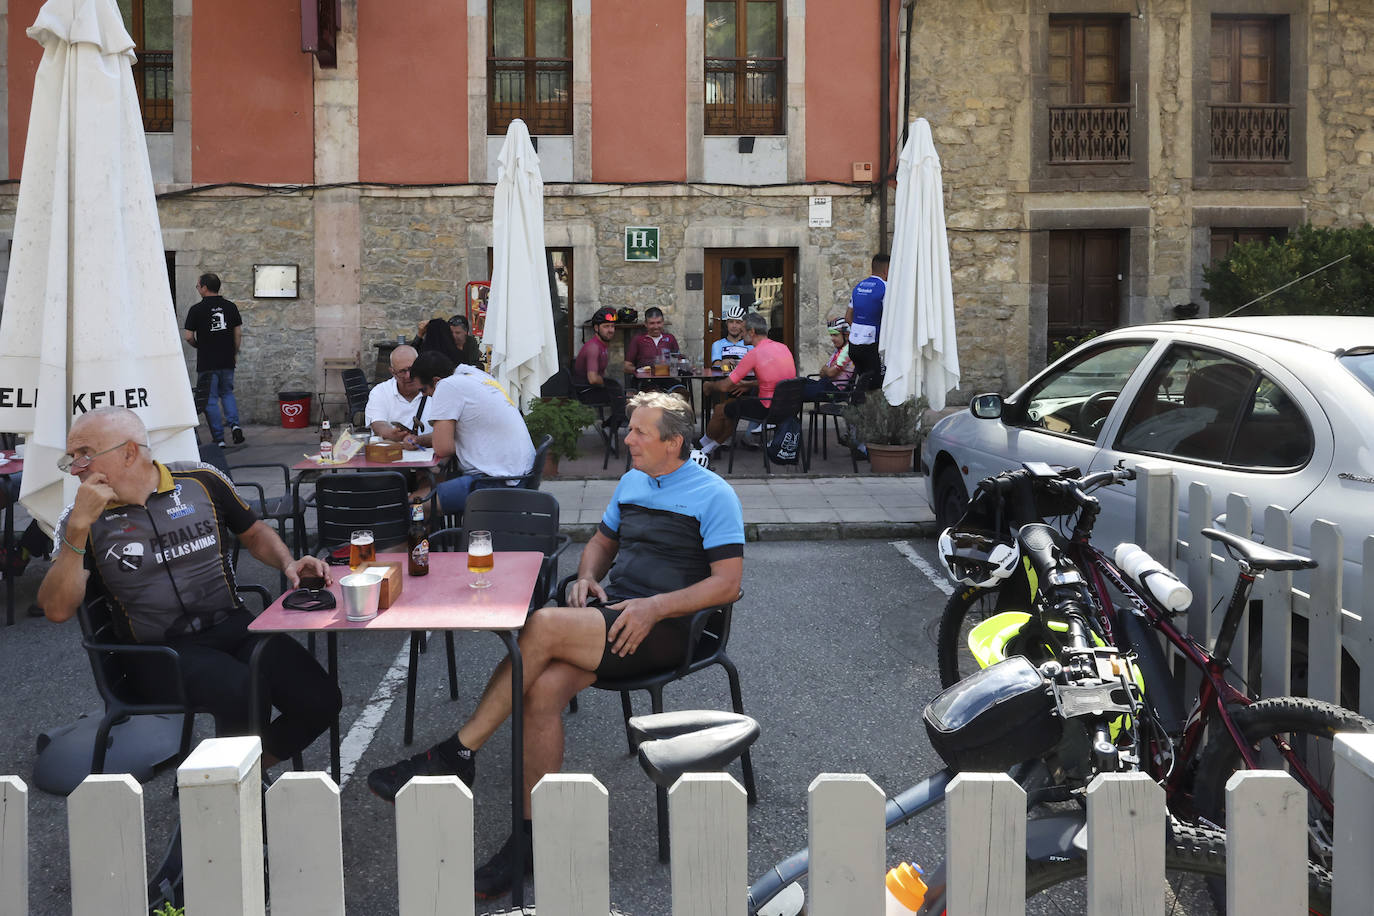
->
[133,50,173,133]
[705,57,784,135]
[488,57,573,134]
[1209,102,1292,163]
[1048,103,1131,163]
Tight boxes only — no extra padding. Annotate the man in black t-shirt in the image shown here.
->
[182,272,244,448]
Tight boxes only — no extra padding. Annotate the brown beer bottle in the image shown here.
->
[407,503,430,576]
[319,417,334,461]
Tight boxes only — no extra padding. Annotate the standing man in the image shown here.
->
[409,352,535,515]
[573,307,627,430]
[366,391,744,899]
[845,253,889,383]
[182,273,244,448]
[623,306,679,376]
[698,312,796,457]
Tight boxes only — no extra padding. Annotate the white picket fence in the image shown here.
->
[1133,465,1374,713]
[4,734,1374,915]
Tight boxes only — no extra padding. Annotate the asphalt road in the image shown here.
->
[1,537,958,914]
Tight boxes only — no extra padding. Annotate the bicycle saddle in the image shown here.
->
[1201,527,1317,571]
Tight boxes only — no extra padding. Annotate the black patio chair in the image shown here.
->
[341,368,371,429]
[807,370,875,464]
[727,377,809,474]
[311,470,412,555]
[199,441,306,556]
[437,434,553,530]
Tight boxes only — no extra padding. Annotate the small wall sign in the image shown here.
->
[253,264,299,298]
[625,227,660,262]
[808,196,832,228]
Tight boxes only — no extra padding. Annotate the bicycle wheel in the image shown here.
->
[936,585,1032,688]
[1193,695,1374,871]
[1021,821,1331,915]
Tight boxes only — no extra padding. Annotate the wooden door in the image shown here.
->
[1048,229,1122,347]
[703,249,796,359]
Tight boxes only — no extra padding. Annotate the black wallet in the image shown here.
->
[282,587,336,612]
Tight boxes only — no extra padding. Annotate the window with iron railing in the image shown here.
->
[1047,16,1130,163]
[489,0,572,135]
[1209,17,1290,162]
[117,0,173,133]
[704,0,784,135]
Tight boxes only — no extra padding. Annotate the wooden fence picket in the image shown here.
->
[177,736,265,916]
[807,774,884,916]
[1334,733,1374,914]
[669,773,746,916]
[266,772,344,915]
[531,774,609,916]
[1224,492,1253,685]
[1182,482,1213,701]
[396,776,473,916]
[69,775,145,916]
[946,772,1024,916]
[1226,771,1307,915]
[1309,521,1344,707]
[1257,506,1296,702]
[1363,537,1374,714]
[0,776,26,916]
[1086,773,1163,914]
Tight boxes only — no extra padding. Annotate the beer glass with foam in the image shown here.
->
[467,530,494,589]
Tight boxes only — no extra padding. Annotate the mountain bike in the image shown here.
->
[934,463,1374,871]
[747,573,1335,915]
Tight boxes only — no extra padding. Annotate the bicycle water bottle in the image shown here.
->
[1114,543,1192,612]
[884,862,928,914]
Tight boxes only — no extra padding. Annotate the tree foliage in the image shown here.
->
[1202,223,1374,317]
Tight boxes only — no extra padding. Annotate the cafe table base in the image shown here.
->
[249,550,542,906]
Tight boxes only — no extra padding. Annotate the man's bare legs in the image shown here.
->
[519,661,597,815]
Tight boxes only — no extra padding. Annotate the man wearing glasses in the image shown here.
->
[366,344,430,449]
[37,407,339,769]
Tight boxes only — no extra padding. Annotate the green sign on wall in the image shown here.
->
[624,226,660,262]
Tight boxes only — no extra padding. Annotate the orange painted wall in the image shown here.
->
[7,0,46,179]
[358,0,466,182]
[591,1,686,181]
[192,0,314,183]
[805,1,886,182]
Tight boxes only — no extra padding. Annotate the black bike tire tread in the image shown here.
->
[936,586,985,689]
[1193,695,1374,824]
[1023,820,1332,912]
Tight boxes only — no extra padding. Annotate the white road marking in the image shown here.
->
[890,539,953,596]
[336,639,415,788]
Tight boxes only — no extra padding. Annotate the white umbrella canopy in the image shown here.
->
[485,119,559,413]
[0,0,198,530]
[880,118,961,410]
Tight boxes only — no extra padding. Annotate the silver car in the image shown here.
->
[922,316,1374,610]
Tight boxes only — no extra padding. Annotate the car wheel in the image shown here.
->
[933,465,969,530]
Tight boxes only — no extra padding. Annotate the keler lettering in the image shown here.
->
[72,387,150,414]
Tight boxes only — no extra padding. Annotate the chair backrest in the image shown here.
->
[314,470,411,552]
[764,377,807,421]
[198,441,232,476]
[342,368,371,424]
[541,367,574,398]
[78,597,152,708]
[522,434,554,489]
[461,487,561,555]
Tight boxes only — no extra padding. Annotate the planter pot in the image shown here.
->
[543,453,560,478]
[866,442,915,474]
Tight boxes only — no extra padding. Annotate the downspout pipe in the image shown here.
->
[879,0,892,250]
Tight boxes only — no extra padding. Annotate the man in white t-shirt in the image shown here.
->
[366,345,430,448]
[411,351,536,514]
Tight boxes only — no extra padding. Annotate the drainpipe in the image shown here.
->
[902,0,915,147]
[879,0,892,250]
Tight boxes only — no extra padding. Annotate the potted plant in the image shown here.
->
[523,396,598,476]
[843,394,927,473]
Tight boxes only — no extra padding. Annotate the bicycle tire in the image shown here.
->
[1019,820,1332,915]
[1193,695,1374,871]
[936,585,1031,688]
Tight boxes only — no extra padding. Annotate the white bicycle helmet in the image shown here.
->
[937,526,1020,588]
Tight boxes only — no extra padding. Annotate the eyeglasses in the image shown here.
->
[57,439,137,473]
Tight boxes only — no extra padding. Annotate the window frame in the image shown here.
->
[704,0,786,136]
[119,0,173,133]
[487,0,574,136]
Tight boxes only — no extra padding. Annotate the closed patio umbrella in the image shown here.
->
[880,118,961,410]
[485,119,559,413]
[0,0,198,530]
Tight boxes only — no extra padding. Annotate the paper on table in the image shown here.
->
[396,447,435,463]
[363,566,391,577]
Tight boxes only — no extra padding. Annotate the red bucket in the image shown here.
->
[278,391,311,429]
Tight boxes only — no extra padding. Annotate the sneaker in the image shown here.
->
[366,745,475,803]
[214,439,227,449]
[231,426,245,444]
[473,828,534,899]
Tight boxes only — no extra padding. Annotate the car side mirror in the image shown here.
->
[970,393,1004,419]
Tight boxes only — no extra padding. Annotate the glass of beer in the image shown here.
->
[349,530,376,570]
[468,530,494,589]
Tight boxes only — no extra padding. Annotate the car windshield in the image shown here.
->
[1016,342,1153,440]
[1339,350,1374,396]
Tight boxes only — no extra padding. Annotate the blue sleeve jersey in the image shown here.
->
[598,460,744,600]
[850,276,886,331]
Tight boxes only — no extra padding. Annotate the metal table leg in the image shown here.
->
[497,629,525,907]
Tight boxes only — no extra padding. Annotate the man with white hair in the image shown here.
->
[37,407,340,768]
[367,344,430,448]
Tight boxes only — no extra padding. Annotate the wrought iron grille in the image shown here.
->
[704,58,783,134]
[1209,102,1291,162]
[133,51,173,133]
[1048,103,1131,163]
[489,58,573,134]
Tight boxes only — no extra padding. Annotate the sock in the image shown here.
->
[700,436,719,455]
[435,734,474,767]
